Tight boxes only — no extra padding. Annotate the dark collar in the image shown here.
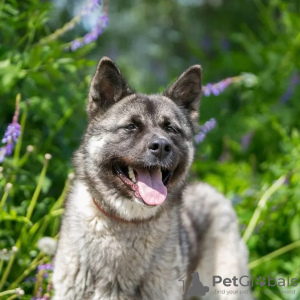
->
[92,198,146,225]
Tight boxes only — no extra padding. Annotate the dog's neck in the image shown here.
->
[92,197,149,225]
[72,180,176,225]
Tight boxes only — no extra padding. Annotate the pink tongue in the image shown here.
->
[135,168,167,206]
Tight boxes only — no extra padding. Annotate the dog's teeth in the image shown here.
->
[158,166,162,179]
[128,166,137,183]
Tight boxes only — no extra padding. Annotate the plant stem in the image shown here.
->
[13,96,27,166]
[249,240,300,270]
[8,252,44,289]
[31,171,67,243]
[0,289,16,297]
[26,159,50,220]
[6,294,17,300]
[243,175,286,243]
[38,15,82,45]
[0,159,50,291]
[51,177,71,212]
[0,254,15,291]
[17,151,30,168]
[0,191,9,210]
[50,176,71,236]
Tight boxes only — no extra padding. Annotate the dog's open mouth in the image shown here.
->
[113,163,173,206]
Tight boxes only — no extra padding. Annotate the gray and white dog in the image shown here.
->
[52,57,251,300]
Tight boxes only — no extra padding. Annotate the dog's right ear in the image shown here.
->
[88,57,133,118]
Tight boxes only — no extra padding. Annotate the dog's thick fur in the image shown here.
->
[52,57,251,300]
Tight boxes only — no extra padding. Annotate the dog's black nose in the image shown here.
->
[148,138,172,159]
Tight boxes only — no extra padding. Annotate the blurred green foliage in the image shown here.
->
[0,0,300,299]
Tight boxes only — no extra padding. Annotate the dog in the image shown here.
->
[52,57,251,300]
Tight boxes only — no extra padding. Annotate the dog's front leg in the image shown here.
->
[52,239,94,300]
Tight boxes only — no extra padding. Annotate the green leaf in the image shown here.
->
[0,211,32,226]
[290,215,300,242]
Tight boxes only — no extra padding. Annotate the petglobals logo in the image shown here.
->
[213,275,298,287]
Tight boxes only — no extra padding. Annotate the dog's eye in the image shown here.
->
[165,125,177,133]
[124,123,137,131]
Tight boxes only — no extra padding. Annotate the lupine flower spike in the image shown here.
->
[0,94,21,163]
[71,0,109,51]
[280,71,299,103]
[39,0,109,46]
[198,73,258,142]
[241,132,254,151]
[31,263,54,300]
[194,118,217,144]
[202,73,258,97]
[203,78,232,96]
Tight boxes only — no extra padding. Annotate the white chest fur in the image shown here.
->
[53,181,187,300]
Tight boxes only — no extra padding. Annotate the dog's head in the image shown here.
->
[75,57,202,220]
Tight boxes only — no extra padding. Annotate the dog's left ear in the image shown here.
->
[88,57,133,118]
[163,65,202,129]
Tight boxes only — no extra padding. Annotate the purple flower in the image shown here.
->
[82,0,101,16]
[0,147,7,162]
[34,287,43,299]
[231,195,242,205]
[194,132,206,144]
[24,276,37,283]
[2,123,21,143]
[31,263,54,300]
[70,0,109,51]
[220,37,230,51]
[0,97,21,163]
[201,36,212,52]
[241,132,253,151]
[37,263,54,272]
[194,118,217,144]
[291,72,299,85]
[71,40,83,51]
[99,14,109,27]
[203,78,232,97]
[280,71,299,103]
